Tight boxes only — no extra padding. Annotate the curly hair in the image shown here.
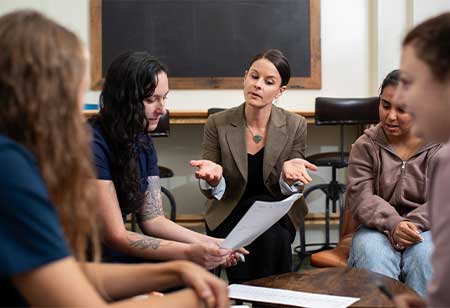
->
[96,51,167,214]
[0,10,99,262]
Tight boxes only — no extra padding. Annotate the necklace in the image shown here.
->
[244,122,263,143]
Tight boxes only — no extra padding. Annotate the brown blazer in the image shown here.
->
[201,103,308,231]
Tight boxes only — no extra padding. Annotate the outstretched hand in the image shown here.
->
[190,160,223,187]
[282,158,318,185]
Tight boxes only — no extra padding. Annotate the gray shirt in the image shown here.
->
[428,142,450,307]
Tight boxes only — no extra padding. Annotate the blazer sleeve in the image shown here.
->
[347,137,404,232]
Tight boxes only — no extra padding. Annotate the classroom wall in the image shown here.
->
[0,0,373,111]
[88,0,450,110]
[1,1,449,110]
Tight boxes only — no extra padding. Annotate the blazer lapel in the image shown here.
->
[225,105,248,180]
[263,106,288,183]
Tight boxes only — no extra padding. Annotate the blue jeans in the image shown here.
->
[348,226,432,297]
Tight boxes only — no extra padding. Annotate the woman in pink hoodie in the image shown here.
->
[347,69,442,297]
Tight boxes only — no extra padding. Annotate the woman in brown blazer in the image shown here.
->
[190,49,316,283]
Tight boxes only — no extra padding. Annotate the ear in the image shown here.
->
[276,86,287,98]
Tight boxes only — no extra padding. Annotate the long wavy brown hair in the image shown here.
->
[0,10,99,262]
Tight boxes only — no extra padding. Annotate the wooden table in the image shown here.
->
[235,267,417,307]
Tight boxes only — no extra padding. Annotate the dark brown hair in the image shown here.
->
[403,12,450,82]
[249,49,291,86]
[380,69,400,95]
[0,10,99,261]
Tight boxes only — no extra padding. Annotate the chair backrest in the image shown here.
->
[315,97,380,126]
[207,108,226,116]
[150,110,170,137]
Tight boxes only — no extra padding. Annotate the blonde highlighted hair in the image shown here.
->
[0,10,99,261]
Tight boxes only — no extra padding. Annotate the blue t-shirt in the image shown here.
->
[0,135,70,307]
[91,123,159,203]
[90,123,159,262]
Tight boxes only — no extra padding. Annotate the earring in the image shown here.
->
[273,97,279,105]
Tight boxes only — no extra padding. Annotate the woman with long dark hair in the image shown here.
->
[91,51,243,268]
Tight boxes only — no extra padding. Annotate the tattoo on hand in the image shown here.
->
[128,233,163,250]
[137,176,164,222]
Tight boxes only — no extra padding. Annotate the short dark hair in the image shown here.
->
[403,12,450,82]
[248,49,291,86]
[379,69,400,95]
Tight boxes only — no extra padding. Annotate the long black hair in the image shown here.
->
[96,51,167,214]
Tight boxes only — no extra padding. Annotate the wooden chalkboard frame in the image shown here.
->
[89,0,321,90]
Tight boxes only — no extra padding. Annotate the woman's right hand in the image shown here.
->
[190,160,223,187]
[174,260,230,308]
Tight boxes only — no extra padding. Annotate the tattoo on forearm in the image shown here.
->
[127,233,165,250]
[137,176,164,222]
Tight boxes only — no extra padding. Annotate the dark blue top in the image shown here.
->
[0,135,70,307]
[92,124,159,192]
[90,123,159,263]
[91,123,159,205]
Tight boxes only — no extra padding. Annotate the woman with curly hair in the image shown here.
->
[0,9,228,308]
[90,51,243,268]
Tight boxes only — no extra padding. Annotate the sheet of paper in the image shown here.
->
[229,284,360,308]
[220,193,302,250]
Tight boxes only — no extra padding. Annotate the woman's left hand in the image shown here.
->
[282,158,317,185]
[393,221,423,249]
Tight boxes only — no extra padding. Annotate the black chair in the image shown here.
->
[208,108,226,115]
[294,97,380,270]
[130,110,177,231]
